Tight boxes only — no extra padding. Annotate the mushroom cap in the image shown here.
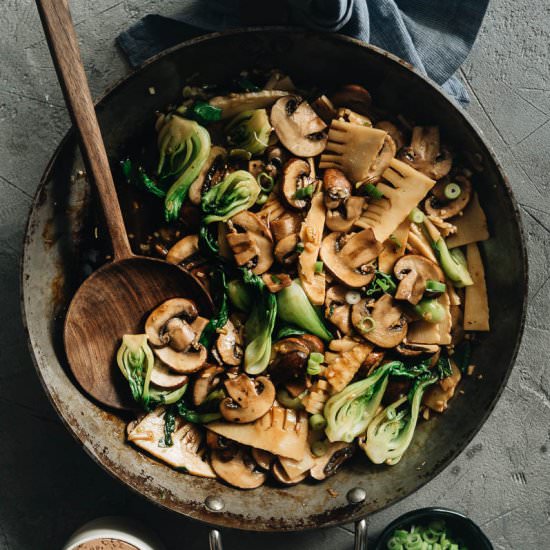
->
[395,342,440,357]
[375,120,406,150]
[210,448,266,489]
[274,233,299,265]
[145,298,198,347]
[394,254,444,305]
[351,294,408,348]
[320,228,382,288]
[325,196,365,233]
[216,320,244,366]
[269,337,309,384]
[251,448,275,470]
[150,358,189,390]
[192,364,224,406]
[398,126,453,180]
[188,145,227,205]
[300,334,325,354]
[425,175,472,219]
[154,344,207,374]
[227,211,274,274]
[163,317,196,352]
[309,442,354,480]
[331,84,372,116]
[220,374,276,423]
[270,96,328,157]
[323,168,351,210]
[166,234,200,265]
[127,408,215,478]
[324,285,352,335]
[281,158,315,210]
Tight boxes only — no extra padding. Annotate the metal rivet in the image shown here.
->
[347,487,367,504]
[205,495,225,512]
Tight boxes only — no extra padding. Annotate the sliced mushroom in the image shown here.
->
[270,212,302,242]
[226,211,274,274]
[326,196,365,232]
[323,168,351,210]
[320,228,383,288]
[251,448,275,470]
[193,365,224,406]
[300,334,325,354]
[320,120,395,184]
[216,320,243,366]
[210,447,266,489]
[270,96,328,157]
[166,234,200,265]
[311,94,338,123]
[127,408,215,477]
[150,358,189,390]
[310,442,354,480]
[272,460,307,485]
[145,298,198,347]
[398,126,453,180]
[375,120,406,150]
[220,374,275,423]
[331,84,372,116]
[274,233,300,265]
[394,255,444,305]
[188,146,227,205]
[425,175,472,220]
[325,285,352,335]
[269,338,309,384]
[281,158,318,210]
[395,342,440,357]
[351,294,408,348]
[337,107,372,127]
[208,407,309,461]
[209,90,288,119]
[154,344,207,374]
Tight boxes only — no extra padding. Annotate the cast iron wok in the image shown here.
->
[21,28,527,531]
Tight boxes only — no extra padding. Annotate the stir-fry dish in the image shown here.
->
[116,71,490,489]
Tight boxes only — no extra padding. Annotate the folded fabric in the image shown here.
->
[117,0,489,106]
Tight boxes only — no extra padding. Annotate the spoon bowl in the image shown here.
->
[64,257,212,410]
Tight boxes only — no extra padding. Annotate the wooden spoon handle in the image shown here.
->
[35,0,133,261]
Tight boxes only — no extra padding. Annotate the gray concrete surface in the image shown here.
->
[1,1,549,548]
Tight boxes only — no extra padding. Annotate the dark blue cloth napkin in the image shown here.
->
[117,0,489,106]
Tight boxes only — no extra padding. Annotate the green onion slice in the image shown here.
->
[309,413,327,431]
[257,172,274,193]
[444,182,462,200]
[358,316,376,333]
[314,261,324,273]
[294,184,315,200]
[425,280,446,294]
[409,207,426,224]
[362,182,384,199]
[311,440,329,457]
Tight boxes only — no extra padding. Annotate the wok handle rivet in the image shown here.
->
[205,495,225,512]
[347,487,367,504]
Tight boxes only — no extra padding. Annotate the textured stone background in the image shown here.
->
[1,1,549,548]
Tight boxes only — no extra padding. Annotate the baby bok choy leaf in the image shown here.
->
[225,109,271,155]
[121,158,166,198]
[362,375,437,465]
[276,280,333,341]
[116,334,154,408]
[201,170,260,224]
[324,361,401,443]
[157,113,211,222]
[242,270,277,375]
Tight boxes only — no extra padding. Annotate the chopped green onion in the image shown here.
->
[389,234,403,249]
[444,182,462,200]
[310,352,324,363]
[229,148,252,161]
[409,207,425,224]
[345,290,361,305]
[293,184,315,200]
[311,440,329,457]
[296,242,305,254]
[414,298,446,323]
[255,192,269,206]
[271,274,281,284]
[258,172,274,193]
[362,182,385,199]
[307,352,324,375]
[314,261,324,273]
[358,316,376,333]
[309,413,327,431]
[425,279,446,295]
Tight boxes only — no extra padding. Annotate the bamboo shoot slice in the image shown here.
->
[464,243,490,331]
[378,219,410,273]
[447,193,489,248]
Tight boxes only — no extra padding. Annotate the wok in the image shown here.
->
[21,29,527,531]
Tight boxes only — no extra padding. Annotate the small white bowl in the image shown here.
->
[63,516,166,550]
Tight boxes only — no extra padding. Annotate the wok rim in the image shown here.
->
[20,27,528,532]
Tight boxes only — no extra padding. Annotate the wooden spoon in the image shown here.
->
[35,0,213,410]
